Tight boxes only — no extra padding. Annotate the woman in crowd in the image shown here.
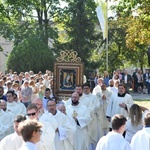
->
[103,71,110,87]
[36,77,44,88]
[125,104,143,143]
[38,85,45,99]
[94,72,101,86]
[12,82,22,101]
[29,80,39,101]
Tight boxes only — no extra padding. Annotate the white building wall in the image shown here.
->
[0,37,13,73]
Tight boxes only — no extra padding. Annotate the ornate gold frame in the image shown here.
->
[54,50,84,99]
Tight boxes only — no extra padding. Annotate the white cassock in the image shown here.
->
[96,89,112,137]
[36,119,56,150]
[66,103,92,150]
[40,110,75,150]
[131,127,150,150]
[65,93,99,149]
[19,142,37,150]
[7,101,26,116]
[96,131,132,150]
[0,132,23,150]
[81,93,99,148]
[106,93,134,119]
[65,94,91,108]
[92,85,101,95]
[107,86,118,94]
[4,110,14,133]
[39,113,58,150]
[0,109,14,140]
[66,93,99,148]
[16,102,26,115]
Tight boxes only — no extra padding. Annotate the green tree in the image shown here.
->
[58,0,101,73]
[0,0,64,72]
[7,36,55,73]
[91,18,129,74]
[0,0,61,46]
[111,0,150,70]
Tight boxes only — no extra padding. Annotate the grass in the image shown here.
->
[134,99,150,110]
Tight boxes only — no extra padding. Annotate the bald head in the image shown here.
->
[109,79,114,87]
[57,104,66,115]
[0,100,7,111]
[32,98,43,109]
[97,78,103,86]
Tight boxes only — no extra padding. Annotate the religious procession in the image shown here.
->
[0,0,150,149]
[0,68,150,150]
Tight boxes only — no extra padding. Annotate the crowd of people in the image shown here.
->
[92,69,150,94]
[0,69,150,150]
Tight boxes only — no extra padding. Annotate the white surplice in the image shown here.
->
[39,112,58,150]
[107,86,118,94]
[40,110,75,150]
[4,109,15,133]
[0,132,23,150]
[65,94,90,107]
[106,93,134,119]
[7,101,26,116]
[96,131,132,150]
[38,119,56,150]
[19,142,37,150]
[81,93,99,146]
[66,103,92,150]
[92,85,101,95]
[131,127,150,150]
[96,89,112,137]
[16,102,26,115]
[0,109,14,140]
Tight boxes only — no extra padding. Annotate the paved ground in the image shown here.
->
[131,93,150,100]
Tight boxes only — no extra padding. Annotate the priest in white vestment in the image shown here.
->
[57,103,76,149]
[107,79,118,94]
[65,83,99,149]
[26,103,55,150]
[106,84,134,123]
[96,114,131,150]
[66,92,92,150]
[0,100,7,111]
[14,93,26,115]
[96,83,112,137]
[92,78,103,95]
[6,91,26,116]
[131,112,150,150]
[0,107,14,140]
[0,100,15,133]
[81,83,100,150]
[65,85,91,107]
[0,115,26,150]
[41,100,76,150]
